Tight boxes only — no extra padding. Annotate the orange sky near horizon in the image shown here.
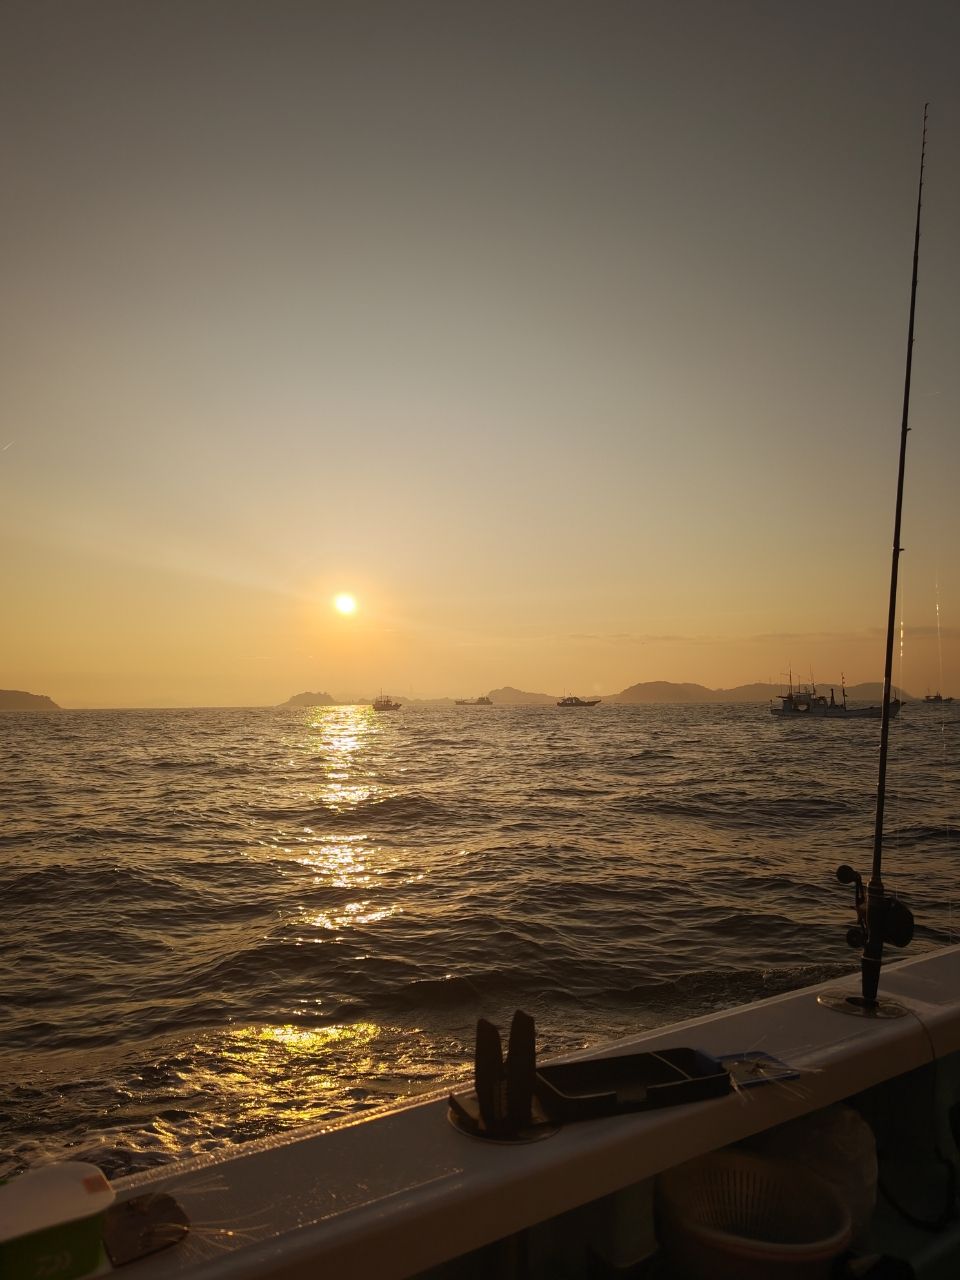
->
[1,3,958,708]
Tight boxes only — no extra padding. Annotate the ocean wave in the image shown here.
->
[255,791,457,829]
[393,975,484,1006]
[0,861,191,904]
[145,756,219,770]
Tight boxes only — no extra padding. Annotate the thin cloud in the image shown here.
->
[567,633,705,646]
[750,626,960,643]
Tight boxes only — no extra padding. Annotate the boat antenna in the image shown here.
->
[831,105,927,1013]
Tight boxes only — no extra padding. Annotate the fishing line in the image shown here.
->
[934,574,945,702]
[931,573,956,943]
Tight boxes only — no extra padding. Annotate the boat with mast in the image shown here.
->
[8,108,960,1280]
[770,672,900,719]
[557,694,601,707]
[372,692,401,711]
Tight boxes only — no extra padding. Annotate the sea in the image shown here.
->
[1,701,957,1179]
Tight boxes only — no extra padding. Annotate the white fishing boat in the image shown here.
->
[557,695,601,707]
[4,109,954,1280]
[770,677,900,720]
[372,693,401,711]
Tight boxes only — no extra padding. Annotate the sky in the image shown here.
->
[1,1,958,707]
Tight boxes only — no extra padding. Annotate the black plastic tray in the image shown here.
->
[534,1046,730,1121]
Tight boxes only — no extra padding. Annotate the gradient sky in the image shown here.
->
[1,1,958,706]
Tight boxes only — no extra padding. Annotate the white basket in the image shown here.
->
[656,1150,852,1280]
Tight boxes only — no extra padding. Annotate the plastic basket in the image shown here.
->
[656,1150,852,1280]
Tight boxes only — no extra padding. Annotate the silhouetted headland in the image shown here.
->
[0,689,60,711]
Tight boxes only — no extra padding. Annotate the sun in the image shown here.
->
[333,593,358,615]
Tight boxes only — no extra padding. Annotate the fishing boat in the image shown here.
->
[770,676,900,720]
[454,696,493,705]
[372,693,401,711]
[7,110,957,1280]
[923,691,954,704]
[557,695,601,707]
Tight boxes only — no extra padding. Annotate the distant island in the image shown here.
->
[486,686,556,706]
[278,680,912,708]
[0,689,60,711]
[281,691,337,708]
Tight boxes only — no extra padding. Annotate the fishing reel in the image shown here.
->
[836,864,915,951]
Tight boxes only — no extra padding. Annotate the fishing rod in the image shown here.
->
[835,105,928,1012]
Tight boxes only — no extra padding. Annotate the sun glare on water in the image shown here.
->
[333,593,358,615]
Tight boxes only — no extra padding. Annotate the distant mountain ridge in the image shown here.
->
[278,680,913,708]
[610,680,909,704]
[0,689,60,710]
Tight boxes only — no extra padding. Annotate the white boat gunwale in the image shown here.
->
[110,943,960,1279]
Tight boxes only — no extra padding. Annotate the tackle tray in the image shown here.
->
[534,1046,730,1121]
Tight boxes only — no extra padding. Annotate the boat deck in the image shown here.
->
[112,946,960,1279]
